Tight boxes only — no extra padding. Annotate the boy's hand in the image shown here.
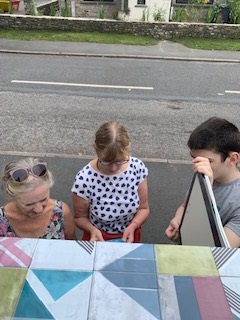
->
[165,217,180,242]
[192,156,214,185]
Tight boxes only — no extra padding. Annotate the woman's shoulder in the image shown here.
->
[52,199,71,213]
[1,203,17,219]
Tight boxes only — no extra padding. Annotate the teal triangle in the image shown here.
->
[122,288,162,320]
[14,281,54,319]
[32,269,92,300]
[123,244,155,259]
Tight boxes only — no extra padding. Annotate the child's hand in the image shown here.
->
[165,217,180,242]
[192,156,214,185]
[122,224,136,243]
[90,228,105,242]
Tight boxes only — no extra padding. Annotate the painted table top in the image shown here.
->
[0,237,239,320]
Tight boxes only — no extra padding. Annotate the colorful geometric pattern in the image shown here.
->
[0,238,239,320]
[212,247,240,320]
[0,237,37,267]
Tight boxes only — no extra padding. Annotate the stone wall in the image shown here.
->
[0,14,239,39]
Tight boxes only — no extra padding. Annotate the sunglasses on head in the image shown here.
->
[10,163,47,183]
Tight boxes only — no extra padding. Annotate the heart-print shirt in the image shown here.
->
[71,157,148,233]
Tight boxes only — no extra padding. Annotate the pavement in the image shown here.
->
[0,154,192,245]
[0,36,240,63]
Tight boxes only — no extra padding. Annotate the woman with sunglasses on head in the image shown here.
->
[72,121,149,243]
[0,157,76,240]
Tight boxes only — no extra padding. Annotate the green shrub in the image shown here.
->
[98,4,105,19]
[8,2,13,13]
[172,7,190,22]
[50,3,58,16]
[153,6,166,21]
[61,3,70,16]
[205,7,217,23]
[228,0,240,23]
[141,7,149,21]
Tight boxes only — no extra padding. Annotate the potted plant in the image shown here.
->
[11,0,20,11]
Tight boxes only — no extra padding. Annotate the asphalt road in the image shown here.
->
[1,53,240,104]
[0,154,192,244]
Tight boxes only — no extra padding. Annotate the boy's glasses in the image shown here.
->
[98,159,129,166]
[10,163,47,183]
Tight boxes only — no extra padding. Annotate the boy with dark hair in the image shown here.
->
[165,117,240,248]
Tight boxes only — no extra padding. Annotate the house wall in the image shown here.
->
[38,0,172,21]
[35,0,229,22]
[0,14,239,39]
[38,0,121,19]
[127,0,172,22]
[170,4,213,22]
[74,1,121,19]
[36,0,58,15]
[36,0,223,23]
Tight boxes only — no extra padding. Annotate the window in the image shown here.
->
[175,0,214,4]
[84,0,113,2]
[137,0,146,4]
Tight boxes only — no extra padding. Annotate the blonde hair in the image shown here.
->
[1,157,54,199]
[94,121,131,160]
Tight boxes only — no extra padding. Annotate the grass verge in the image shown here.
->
[0,30,159,46]
[0,29,239,51]
[172,37,240,51]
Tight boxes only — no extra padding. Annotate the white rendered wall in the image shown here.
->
[127,0,172,22]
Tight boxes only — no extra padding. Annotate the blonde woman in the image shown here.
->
[0,157,76,240]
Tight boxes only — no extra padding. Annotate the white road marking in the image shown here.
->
[225,90,240,94]
[11,80,154,91]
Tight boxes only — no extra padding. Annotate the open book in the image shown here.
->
[179,173,230,247]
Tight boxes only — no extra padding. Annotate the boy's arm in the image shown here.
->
[224,227,240,248]
[165,199,187,242]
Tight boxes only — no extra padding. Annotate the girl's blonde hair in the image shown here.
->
[94,121,131,160]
